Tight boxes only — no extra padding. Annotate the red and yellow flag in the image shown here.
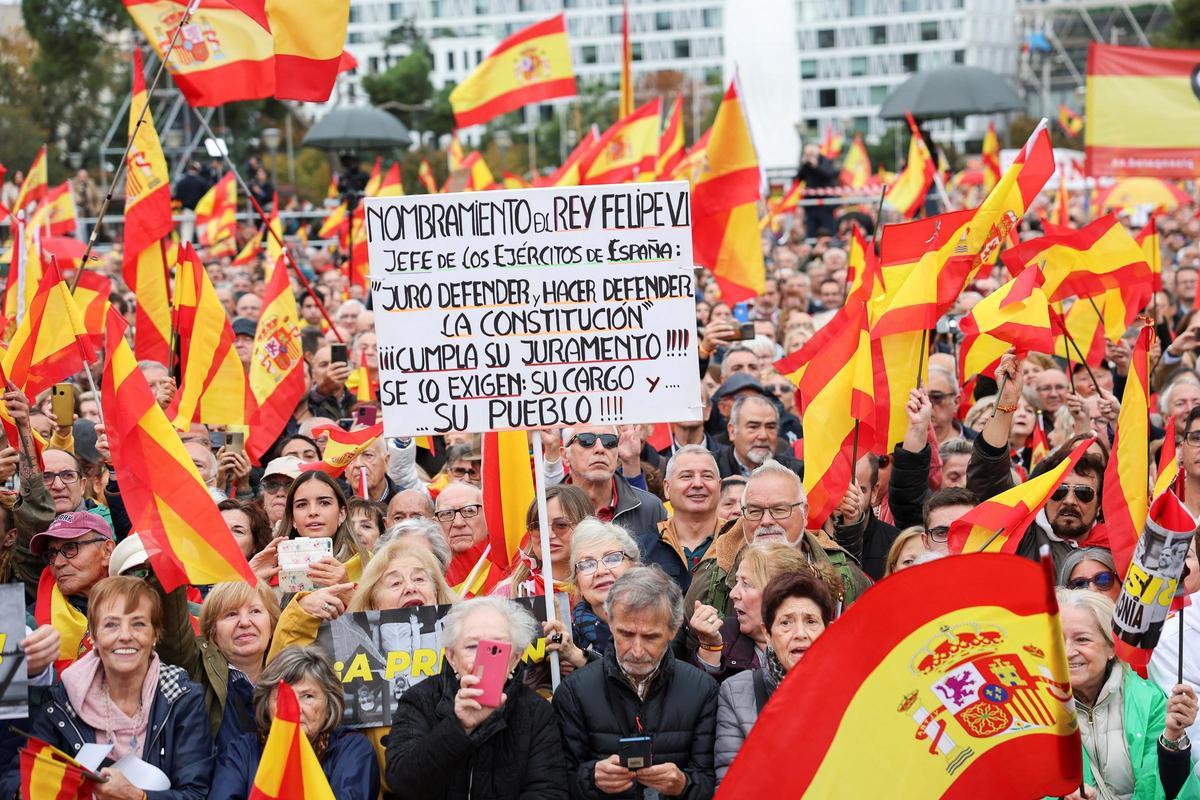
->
[248,681,336,800]
[303,423,384,478]
[363,157,383,197]
[886,115,935,219]
[981,121,1001,193]
[718,552,1081,798]
[102,307,255,590]
[317,202,348,241]
[417,159,437,194]
[247,256,306,464]
[12,145,47,213]
[233,227,264,268]
[1029,421,1050,470]
[1155,417,1180,500]
[1103,325,1151,577]
[538,128,599,188]
[448,134,465,172]
[378,162,404,197]
[1,267,95,400]
[619,0,633,119]
[227,0,351,102]
[1052,300,1107,368]
[657,93,685,179]
[958,266,1055,379]
[195,172,237,250]
[692,80,763,304]
[1135,215,1162,292]
[347,205,369,291]
[578,98,661,185]
[20,736,97,800]
[1086,43,1200,179]
[818,123,844,159]
[27,183,77,238]
[482,430,535,570]
[949,438,1095,554]
[448,14,576,128]
[775,288,874,528]
[1058,104,1084,138]
[457,152,496,191]
[172,243,249,427]
[71,270,112,351]
[839,133,871,189]
[35,568,90,673]
[123,49,174,365]
[1050,178,1070,228]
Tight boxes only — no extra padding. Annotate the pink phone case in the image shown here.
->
[473,639,512,707]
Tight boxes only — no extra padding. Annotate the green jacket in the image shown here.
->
[1079,669,1200,800]
[154,583,234,739]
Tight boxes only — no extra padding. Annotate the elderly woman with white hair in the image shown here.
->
[380,516,453,572]
[568,519,641,660]
[384,597,569,799]
[1057,589,1199,800]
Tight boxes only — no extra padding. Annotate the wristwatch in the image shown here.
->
[1160,732,1191,751]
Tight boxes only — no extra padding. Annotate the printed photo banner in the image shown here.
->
[363,182,702,436]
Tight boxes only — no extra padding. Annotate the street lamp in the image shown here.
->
[262,127,282,185]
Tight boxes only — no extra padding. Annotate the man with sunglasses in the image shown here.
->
[553,424,667,538]
[927,366,977,446]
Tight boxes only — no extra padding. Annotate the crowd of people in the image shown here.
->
[0,150,1198,799]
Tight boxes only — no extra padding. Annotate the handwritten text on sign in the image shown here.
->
[364,183,701,435]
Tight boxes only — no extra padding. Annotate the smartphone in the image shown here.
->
[51,383,75,425]
[209,431,226,450]
[330,343,348,364]
[225,430,245,454]
[473,639,512,708]
[731,302,750,323]
[735,322,756,341]
[618,736,653,770]
[337,417,354,432]
[277,537,333,593]
[354,406,378,427]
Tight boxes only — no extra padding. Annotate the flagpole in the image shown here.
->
[531,433,562,691]
[1179,602,1186,686]
[186,107,345,343]
[48,256,106,428]
[916,328,928,389]
[976,526,1006,553]
[459,543,492,596]
[69,0,200,293]
[1060,322,1103,397]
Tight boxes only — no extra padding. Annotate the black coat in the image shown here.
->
[554,646,718,800]
[385,668,568,800]
[713,443,803,480]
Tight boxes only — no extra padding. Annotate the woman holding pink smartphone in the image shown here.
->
[384,597,569,799]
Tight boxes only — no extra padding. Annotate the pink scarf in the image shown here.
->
[60,650,161,761]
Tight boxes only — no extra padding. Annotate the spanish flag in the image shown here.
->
[171,243,249,427]
[417,159,438,194]
[19,736,98,800]
[227,0,350,102]
[502,172,530,190]
[948,438,1094,554]
[718,552,1081,798]
[981,121,1001,193]
[449,152,496,192]
[103,306,256,590]
[692,80,764,304]
[248,682,335,800]
[347,205,369,291]
[265,193,285,266]
[12,145,47,213]
[246,256,306,464]
[668,127,710,185]
[449,14,576,128]
[1,267,95,400]
[448,134,465,172]
[1086,42,1200,179]
[1053,299,1107,368]
[1154,416,1179,499]
[886,115,935,219]
[818,122,844,159]
[363,157,383,197]
[775,287,875,529]
[538,128,598,188]
[958,265,1055,379]
[1102,325,1151,577]
[1028,421,1050,470]
[760,181,804,232]
[123,49,174,366]
[233,227,264,268]
[27,183,77,237]
[839,132,871,189]
[450,543,502,599]
[845,223,882,300]
[657,93,685,179]
[1136,215,1162,291]
[35,568,90,673]
[378,162,404,197]
[195,172,237,249]
[578,98,661,185]
[1058,104,1084,138]
[71,270,112,351]
[1003,214,1152,303]
[619,0,633,118]
[482,430,535,570]
[303,423,383,479]
[318,202,348,241]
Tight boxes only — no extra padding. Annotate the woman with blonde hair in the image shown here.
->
[884,526,929,576]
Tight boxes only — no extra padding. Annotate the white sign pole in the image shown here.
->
[531,434,561,691]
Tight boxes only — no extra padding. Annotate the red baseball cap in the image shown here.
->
[30,510,113,556]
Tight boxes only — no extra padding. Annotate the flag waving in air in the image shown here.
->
[303,423,384,478]
[482,430,535,570]
[102,307,255,590]
[227,0,352,102]
[717,552,1081,798]
[981,121,1001,192]
[247,257,306,464]
[578,99,661,185]
[12,145,47,214]
[886,114,935,219]
[248,682,336,800]
[1,267,95,400]
[958,266,1055,379]
[1103,325,1152,577]
[448,14,576,128]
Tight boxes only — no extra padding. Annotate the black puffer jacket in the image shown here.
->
[554,646,718,800]
[385,667,568,800]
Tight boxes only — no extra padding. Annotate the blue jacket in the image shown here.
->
[1,664,214,800]
[207,727,378,800]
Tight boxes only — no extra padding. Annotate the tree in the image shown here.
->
[0,30,51,175]
[1161,0,1200,46]
[362,42,456,139]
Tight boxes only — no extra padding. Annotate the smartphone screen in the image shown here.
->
[330,343,348,364]
[732,302,750,323]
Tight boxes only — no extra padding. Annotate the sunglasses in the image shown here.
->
[927,391,956,406]
[1050,484,1096,504]
[569,433,618,450]
[1067,571,1119,591]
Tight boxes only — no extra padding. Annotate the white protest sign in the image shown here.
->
[363,182,701,436]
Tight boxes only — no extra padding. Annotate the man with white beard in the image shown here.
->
[713,396,803,479]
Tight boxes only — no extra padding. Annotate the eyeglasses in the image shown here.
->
[768,384,795,395]
[924,526,950,543]
[742,502,805,521]
[575,550,630,575]
[434,504,482,523]
[530,519,574,535]
[43,537,107,565]
[1050,484,1096,504]
[449,466,480,479]
[1183,431,1200,446]
[261,479,291,495]
[43,470,81,486]
[568,433,618,450]
[1067,571,1120,591]
[927,391,958,406]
